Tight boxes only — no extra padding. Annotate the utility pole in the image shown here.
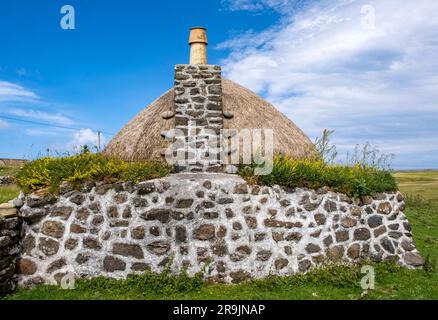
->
[97,131,101,152]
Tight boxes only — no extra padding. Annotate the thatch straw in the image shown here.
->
[222,79,315,161]
[103,79,315,162]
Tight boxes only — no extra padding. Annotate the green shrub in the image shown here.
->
[16,153,171,193]
[238,155,397,198]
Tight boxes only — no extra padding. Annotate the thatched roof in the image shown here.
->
[103,79,315,162]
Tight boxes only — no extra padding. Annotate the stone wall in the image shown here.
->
[0,176,14,186]
[172,64,223,173]
[0,204,21,295]
[16,173,423,286]
[0,158,27,167]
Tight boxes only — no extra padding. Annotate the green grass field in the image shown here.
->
[0,185,20,204]
[4,262,438,300]
[2,169,438,300]
[394,170,438,202]
[0,165,21,177]
[0,166,20,203]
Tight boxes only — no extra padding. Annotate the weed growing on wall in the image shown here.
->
[238,130,397,198]
[238,155,397,198]
[16,153,171,193]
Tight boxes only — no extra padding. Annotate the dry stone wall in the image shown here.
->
[0,176,14,185]
[15,173,423,286]
[0,205,21,295]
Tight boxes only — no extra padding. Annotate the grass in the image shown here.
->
[392,169,438,263]
[238,155,397,198]
[0,165,21,203]
[15,153,397,198]
[393,171,438,261]
[394,170,438,202]
[4,260,438,300]
[3,169,438,300]
[0,185,20,203]
[0,165,21,177]
[15,153,171,193]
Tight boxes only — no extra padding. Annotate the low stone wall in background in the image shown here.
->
[0,176,14,186]
[0,158,27,167]
[0,204,21,295]
[15,173,423,286]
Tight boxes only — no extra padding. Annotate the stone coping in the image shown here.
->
[0,203,18,218]
[164,172,244,183]
[0,209,18,218]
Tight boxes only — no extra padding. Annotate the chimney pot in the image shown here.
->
[189,27,208,64]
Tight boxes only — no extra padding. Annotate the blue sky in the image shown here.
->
[1,0,437,169]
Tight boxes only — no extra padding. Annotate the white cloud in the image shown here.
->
[7,108,74,126]
[25,128,59,136]
[225,0,265,11]
[0,81,38,102]
[221,0,438,169]
[0,119,10,129]
[224,0,307,13]
[0,81,75,128]
[68,128,105,150]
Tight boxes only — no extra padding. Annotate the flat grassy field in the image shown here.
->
[0,166,20,204]
[0,185,20,204]
[394,170,438,202]
[2,170,438,300]
[0,165,21,177]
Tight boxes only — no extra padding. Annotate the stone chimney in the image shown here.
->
[172,27,224,173]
